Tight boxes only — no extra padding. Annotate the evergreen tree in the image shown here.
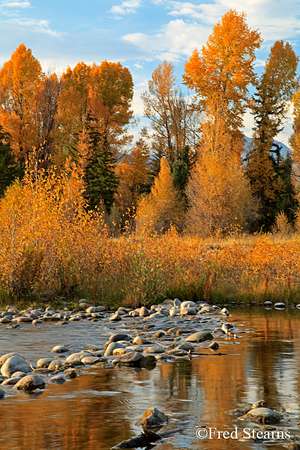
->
[245,40,299,230]
[171,145,196,205]
[83,115,118,212]
[0,127,22,197]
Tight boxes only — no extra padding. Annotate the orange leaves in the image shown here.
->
[183,9,262,137]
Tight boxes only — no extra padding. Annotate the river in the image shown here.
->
[0,307,299,450]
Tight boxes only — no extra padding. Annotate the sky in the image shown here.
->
[1,0,300,146]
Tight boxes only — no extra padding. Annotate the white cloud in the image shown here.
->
[0,17,62,37]
[110,0,142,16]
[1,0,31,7]
[123,19,210,61]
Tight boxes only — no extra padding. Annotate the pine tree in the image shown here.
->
[245,40,299,230]
[0,127,22,197]
[83,115,118,212]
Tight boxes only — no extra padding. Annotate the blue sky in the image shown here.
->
[1,0,300,145]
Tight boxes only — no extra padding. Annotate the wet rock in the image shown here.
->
[0,317,12,324]
[243,407,281,424]
[169,307,180,317]
[109,333,132,343]
[167,349,189,356]
[152,331,166,338]
[11,371,27,378]
[140,407,169,431]
[37,358,53,368]
[149,312,165,319]
[48,359,64,370]
[105,342,126,357]
[155,354,176,362]
[51,345,69,353]
[143,346,164,354]
[17,316,33,323]
[181,301,196,309]
[221,308,229,316]
[65,351,92,362]
[113,348,133,356]
[0,389,5,399]
[113,351,144,367]
[50,374,66,384]
[176,342,194,351]
[32,319,44,326]
[139,306,150,317]
[1,356,32,378]
[140,355,156,367]
[173,298,181,308]
[109,313,122,322]
[64,369,79,378]
[208,341,220,350]
[133,336,152,345]
[6,305,19,314]
[185,331,213,343]
[0,352,21,367]
[81,356,102,365]
[181,306,197,316]
[2,377,21,386]
[14,374,45,391]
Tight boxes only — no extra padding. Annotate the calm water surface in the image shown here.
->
[0,308,300,450]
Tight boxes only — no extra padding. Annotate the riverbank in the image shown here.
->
[1,228,300,308]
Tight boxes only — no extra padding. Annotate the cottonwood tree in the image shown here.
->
[183,9,262,154]
[0,44,44,167]
[136,157,184,233]
[142,61,199,167]
[186,98,257,236]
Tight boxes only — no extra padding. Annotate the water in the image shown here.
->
[0,308,300,450]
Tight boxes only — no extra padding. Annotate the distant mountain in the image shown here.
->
[244,136,290,158]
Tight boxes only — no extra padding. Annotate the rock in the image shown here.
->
[139,306,150,317]
[114,351,144,366]
[81,356,102,365]
[0,317,12,324]
[129,311,139,317]
[140,355,156,367]
[140,407,169,430]
[0,388,6,397]
[6,305,19,314]
[109,333,132,343]
[221,308,229,316]
[132,336,152,345]
[176,342,194,351]
[109,313,122,322]
[173,298,181,308]
[17,316,33,323]
[36,358,53,368]
[51,345,69,353]
[185,331,213,343]
[243,407,281,424]
[181,301,196,309]
[149,312,165,319]
[169,307,180,317]
[14,374,45,391]
[65,351,92,362]
[199,305,214,313]
[50,374,66,384]
[2,377,21,386]
[181,306,197,316]
[167,349,189,356]
[0,352,21,367]
[155,354,176,362]
[113,348,132,356]
[11,371,27,378]
[48,359,64,370]
[105,342,126,357]
[1,356,32,378]
[152,331,166,338]
[143,346,164,354]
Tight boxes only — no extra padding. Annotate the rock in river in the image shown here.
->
[185,331,213,343]
[1,356,32,378]
[242,407,281,424]
[14,374,45,391]
[140,407,169,430]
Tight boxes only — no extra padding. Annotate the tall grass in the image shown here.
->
[1,166,300,307]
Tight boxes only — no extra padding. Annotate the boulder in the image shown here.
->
[185,331,213,343]
[1,356,32,378]
[0,352,21,367]
[140,407,169,430]
[36,358,53,368]
[109,333,132,343]
[14,374,45,391]
[105,342,126,357]
[243,407,281,424]
[51,345,69,353]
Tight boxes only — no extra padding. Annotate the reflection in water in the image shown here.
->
[0,308,300,449]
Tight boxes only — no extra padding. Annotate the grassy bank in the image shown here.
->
[0,168,299,308]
